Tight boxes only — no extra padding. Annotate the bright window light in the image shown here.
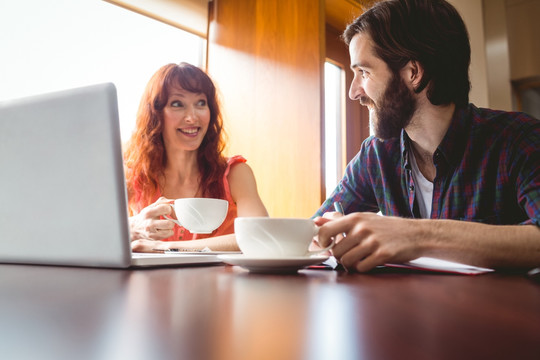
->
[0,0,204,141]
[324,62,345,198]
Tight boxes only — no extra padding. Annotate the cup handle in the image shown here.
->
[306,225,336,256]
[163,214,182,227]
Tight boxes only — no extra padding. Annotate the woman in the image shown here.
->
[125,63,268,252]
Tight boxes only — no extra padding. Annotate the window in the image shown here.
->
[324,61,346,198]
[0,0,204,141]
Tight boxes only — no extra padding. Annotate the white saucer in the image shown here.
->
[218,254,329,273]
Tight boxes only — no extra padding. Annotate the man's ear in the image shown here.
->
[403,60,424,91]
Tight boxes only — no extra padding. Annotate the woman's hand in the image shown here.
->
[131,239,170,252]
[129,197,175,241]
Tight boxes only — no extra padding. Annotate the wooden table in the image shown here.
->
[1,263,539,360]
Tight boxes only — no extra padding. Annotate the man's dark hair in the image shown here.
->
[343,0,471,106]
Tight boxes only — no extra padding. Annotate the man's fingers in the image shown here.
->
[317,215,350,247]
[353,254,383,273]
[338,241,377,271]
[313,216,330,226]
[322,211,343,220]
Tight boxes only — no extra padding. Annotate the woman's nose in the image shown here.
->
[184,107,196,121]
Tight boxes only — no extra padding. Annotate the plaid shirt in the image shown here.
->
[315,104,540,227]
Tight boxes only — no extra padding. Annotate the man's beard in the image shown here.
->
[361,72,416,140]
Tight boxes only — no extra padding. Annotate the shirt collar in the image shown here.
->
[437,104,471,168]
[400,129,411,170]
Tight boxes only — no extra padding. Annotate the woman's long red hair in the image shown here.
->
[124,63,227,215]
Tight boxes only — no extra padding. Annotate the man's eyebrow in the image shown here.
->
[350,62,371,71]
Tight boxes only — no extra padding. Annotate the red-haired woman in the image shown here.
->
[125,63,268,252]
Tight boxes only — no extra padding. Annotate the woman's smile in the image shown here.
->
[178,126,201,137]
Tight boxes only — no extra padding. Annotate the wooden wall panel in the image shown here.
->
[207,0,325,218]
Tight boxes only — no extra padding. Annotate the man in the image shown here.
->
[314,0,540,272]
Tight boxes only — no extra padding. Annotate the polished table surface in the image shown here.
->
[1,263,539,360]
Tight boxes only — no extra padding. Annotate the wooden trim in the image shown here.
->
[103,0,209,38]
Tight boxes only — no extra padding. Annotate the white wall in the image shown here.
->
[483,0,513,111]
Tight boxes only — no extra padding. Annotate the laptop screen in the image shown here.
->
[0,83,132,267]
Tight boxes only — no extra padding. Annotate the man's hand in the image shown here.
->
[316,212,421,272]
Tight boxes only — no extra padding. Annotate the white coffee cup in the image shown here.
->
[164,198,228,234]
[234,217,335,258]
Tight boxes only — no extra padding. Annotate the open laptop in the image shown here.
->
[0,83,224,268]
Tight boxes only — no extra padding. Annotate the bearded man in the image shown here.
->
[314,0,540,272]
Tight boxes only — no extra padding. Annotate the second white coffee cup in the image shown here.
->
[164,198,228,234]
[234,217,335,258]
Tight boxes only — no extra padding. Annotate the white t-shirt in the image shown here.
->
[409,151,434,219]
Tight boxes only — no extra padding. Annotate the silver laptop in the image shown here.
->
[0,83,223,268]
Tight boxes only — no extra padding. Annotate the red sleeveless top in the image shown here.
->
[132,155,245,241]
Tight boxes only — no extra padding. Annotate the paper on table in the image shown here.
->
[385,257,494,275]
